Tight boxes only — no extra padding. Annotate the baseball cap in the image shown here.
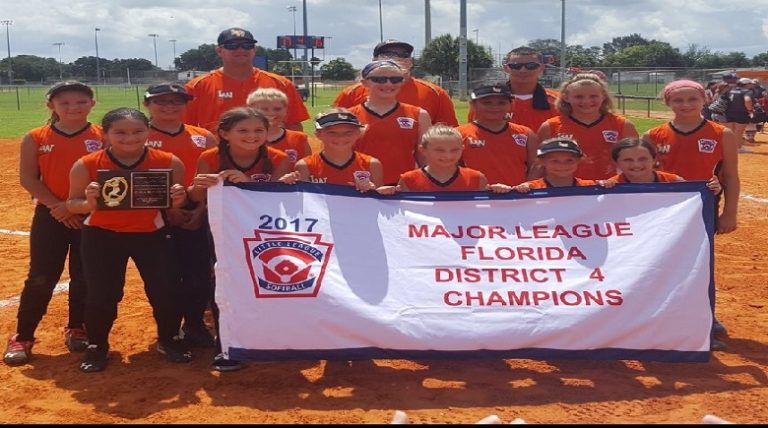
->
[537,137,584,157]
[373,39,414,57]
[315,111,364,130]
[46,81,93,101]
[738,77,753,85]
[722,72,738,81]
[217,27,257,45]
[471,84,513,100]
[144,83,193,101]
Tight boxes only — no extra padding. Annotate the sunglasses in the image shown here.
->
[505,62,541,71]
[367,76,405,84]
[219,41,256,50]
[150,98,187,106]
[378,51,411,59]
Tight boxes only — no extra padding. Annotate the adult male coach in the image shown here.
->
[333,39,458,126]
[184,27,309,133]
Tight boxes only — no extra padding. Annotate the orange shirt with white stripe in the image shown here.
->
[268,129,311,167]
[184,68,310,133]
[400,167,484,191]
[646,120,726,181]
[302,151,374,185]
[147,124,210,186]
[544,113,628,180]
[334,77,458,126]
[199,145,287,182]
[82,148,172,232]
[468,87,559,132]
[609,171,682,183]
[457,121,533,186]
[522,177,596,189]
[29,123,104,202]
[348,102,422,185]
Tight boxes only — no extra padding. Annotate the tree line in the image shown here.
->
[2,32,767,84]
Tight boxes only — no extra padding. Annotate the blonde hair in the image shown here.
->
[556,73,614,115]
[420,124,462,147]
[246,88,289,107]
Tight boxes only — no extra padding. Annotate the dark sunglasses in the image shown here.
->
[367,76,405,84]
[378,51,411,59]
[505,62,540,71]
[150,98,187,106]
[220,41,256,50]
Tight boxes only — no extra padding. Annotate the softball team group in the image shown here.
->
[3,27,740,373]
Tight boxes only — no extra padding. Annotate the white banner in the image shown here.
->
[208,182,716,363]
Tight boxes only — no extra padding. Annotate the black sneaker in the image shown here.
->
[157,337,193,363]
[712,319,728,337]
[181,324,216,349]
[79,344,109,373]
[710,338,727,351]
[211,353,242,372]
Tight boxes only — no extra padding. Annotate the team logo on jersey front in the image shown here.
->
[285,149,298,163]
[512,134,528,147]
[656,144,671,154]
[191,135,207,148]
[602,130,619,143]
[217,90,233,99]
[353,171,371,181]
[250,173,271,182]
[244,230,334,297]
[145,140,163,148]
[697,139,717,153]
[467,137,485,148]
[84,139,103,152]
[396,117,415,129]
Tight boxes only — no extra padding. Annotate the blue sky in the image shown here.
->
[3,0,767,70]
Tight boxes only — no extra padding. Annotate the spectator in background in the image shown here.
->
[333,39,458,126]
[184,27,309,134]
[723,78,754,151]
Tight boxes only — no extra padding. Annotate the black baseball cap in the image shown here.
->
[144,83,193,101]
[722,72,738,82]
[315,111,364,130]
[373,39,414,57]
[46,81,93,101]
[537,137,584,157]
[218,27,257,45]
[471,84,513,100]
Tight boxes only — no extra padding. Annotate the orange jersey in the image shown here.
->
[523,177,596,189]
[302,151,375,185]
[457,121,533,186]
[268,129,311,166]
[348,102,422,185]
[147,124,210,186]
[184,68,310,133]
[400,167,484,192]
[544,113,628,180]
[468,86,559,132]
[646,121,726,181]
[199,145,287,182]
[29,123,104,201]
[334,77,458,126]
[82,148,173,232]
[609,171,682,183]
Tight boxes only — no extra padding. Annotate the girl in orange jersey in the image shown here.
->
[189,107,291,203]
[143,83,218,349]
[246,88,312,168]
[67,108,191,373]
[4,81,103,366]
[377,125,512,193]
[538,73,639,180]
[280,108,383,192]
[348,60,432,185]
[507,137,597,192]
[643,80,740,351]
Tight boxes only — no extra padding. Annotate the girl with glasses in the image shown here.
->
[347,61,432,185]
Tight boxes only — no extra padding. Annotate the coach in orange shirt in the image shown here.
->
[468,46,558,133]
[333,39,458,126]
[184,27,310,133]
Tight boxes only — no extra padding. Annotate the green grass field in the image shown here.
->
[0,84,666,139]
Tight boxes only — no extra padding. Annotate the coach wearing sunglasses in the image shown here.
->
[334,39,458,127]
[184,27,309,134]
[468,46,558,134]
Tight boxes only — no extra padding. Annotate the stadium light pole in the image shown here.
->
[169,39,177,70]
[378,0,383,42]
[560,0,566,81]
[1,20,12,85]
[472,28,478,44]
[287,5,297,60]
[94,27,100,85]
[53,42,64,79]
[148,33,159,68]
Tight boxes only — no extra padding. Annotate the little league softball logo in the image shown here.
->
[244,230,334,298]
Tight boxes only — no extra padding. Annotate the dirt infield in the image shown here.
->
[0,135,767,424]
